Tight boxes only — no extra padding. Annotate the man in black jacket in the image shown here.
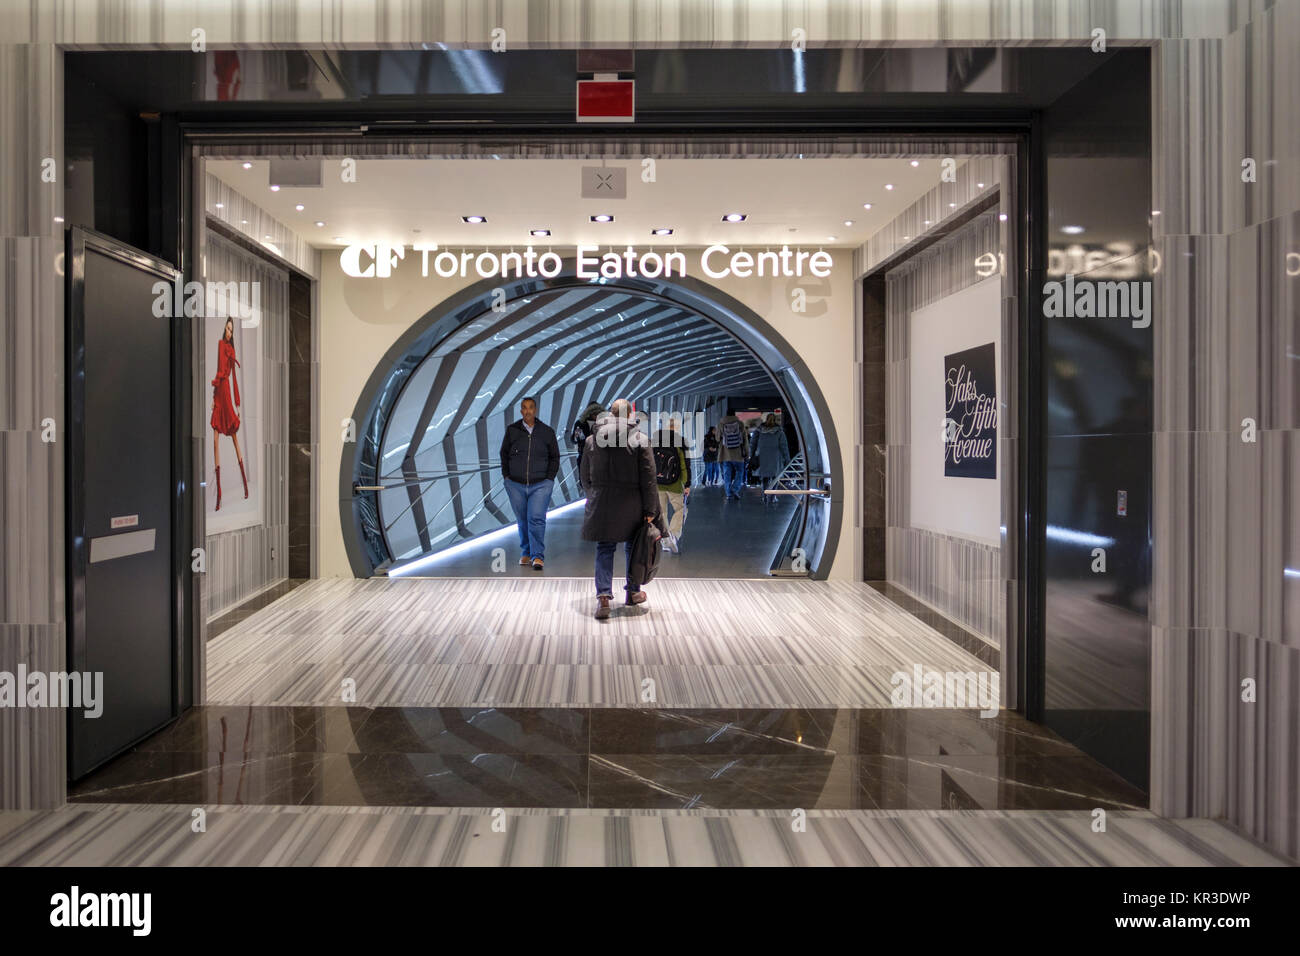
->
[499,397,560,570]
[581,399,665,619]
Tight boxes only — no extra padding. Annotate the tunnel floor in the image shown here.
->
[401,480,798,579]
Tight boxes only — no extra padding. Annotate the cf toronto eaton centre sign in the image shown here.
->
[339,242,835,281]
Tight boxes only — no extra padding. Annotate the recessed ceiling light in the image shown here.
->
[1061,224,1085,235]
[591,214,614,222]
[843,220,854,226]
[722,213,747,222]
[910,160,920,167]
[884,184,894,190]
[269,185,280,192]
[214,203,224,209]
[242,162,252,170]
[462,215,487,223]
[652,228,674,236]
[530,229,551,237]
[826,236,837,241]
[314,221,325,227]
[333,236,346,242]
[862,203,873,210]
[295,203,305,211]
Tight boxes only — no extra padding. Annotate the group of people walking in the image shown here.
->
[500,397,789,619]
[700,409,790,504]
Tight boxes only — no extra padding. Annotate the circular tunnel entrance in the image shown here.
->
[340,265,842,579]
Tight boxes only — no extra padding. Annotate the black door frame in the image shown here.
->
[164,114,1045,722]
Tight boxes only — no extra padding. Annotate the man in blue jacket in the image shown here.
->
[499,397,560,570]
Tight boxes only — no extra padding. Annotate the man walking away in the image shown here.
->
[755,413,791,505]
[581,399,664,619]
[702,426,720,485]
[652,417,690,553]
[716,407,749,500]
[500,397,560,570]
[570,400,605,488]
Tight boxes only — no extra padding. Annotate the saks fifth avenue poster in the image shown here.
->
[943,342,997,480]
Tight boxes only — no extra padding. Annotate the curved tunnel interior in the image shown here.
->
[346,270,839,577]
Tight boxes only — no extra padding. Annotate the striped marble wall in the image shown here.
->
[204,173,319,280]
[201,234,291,621]
[0,0,1292,862]
[884,209,1009,652]
[1148,1,1300,860]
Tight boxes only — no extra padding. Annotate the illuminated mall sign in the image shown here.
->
[339,243,834,281]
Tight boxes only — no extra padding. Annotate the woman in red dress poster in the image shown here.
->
[211,317,248,510]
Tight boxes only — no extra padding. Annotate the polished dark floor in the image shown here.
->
[403,480,797,579]
[69,705,1149,811]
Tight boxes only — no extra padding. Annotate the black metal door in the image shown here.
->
[67,226,179,779]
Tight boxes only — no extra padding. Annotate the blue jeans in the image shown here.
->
[594,540,638,597]
[705,461,719,484]
[721,460,744,497]
[504,478,553,560]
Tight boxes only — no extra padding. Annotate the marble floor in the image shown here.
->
[0,804,1287,866]
[206,576,990,708]
[67,705,1149,811]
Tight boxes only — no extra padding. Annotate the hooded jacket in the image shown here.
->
[580,412,665,542]
[755,423,790,478]
[570,401,606,483]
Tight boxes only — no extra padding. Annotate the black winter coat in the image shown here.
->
[580,414,665,543]
[500,419,560,484]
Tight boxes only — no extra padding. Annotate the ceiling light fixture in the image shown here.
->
[314,221,325,227]
[269,185,280,192]
[462,215,487,223]
[1061,224,1085,235]
[295,203,305,212]
[530,228,551,237]
[826,235,837,241]
[884,184,894,190]
[333,236,346,242]
[242,162,252,170]
[862,203,873,210]
[722,213,747,222]
[910,160,920,167]
[591,214,614,222]
[651,228,674,236]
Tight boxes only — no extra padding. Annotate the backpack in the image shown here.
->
[721,419,743,448]
[653,447,682,486]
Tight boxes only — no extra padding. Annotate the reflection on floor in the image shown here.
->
[3,804,1285,866]
[208,578,307,640]
[69,705,1148,811]
[205,576,988,707]
[402,482,796,578]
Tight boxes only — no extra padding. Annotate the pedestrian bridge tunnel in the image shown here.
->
[340,266,842,578]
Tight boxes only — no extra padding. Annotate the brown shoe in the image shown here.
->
[625,590,647,606]
[595,596,611,620]
[532,557,544,571]
[519,555,531,566]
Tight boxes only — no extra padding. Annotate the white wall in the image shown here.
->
[907,276,1002,546]
[317,248,857,579]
